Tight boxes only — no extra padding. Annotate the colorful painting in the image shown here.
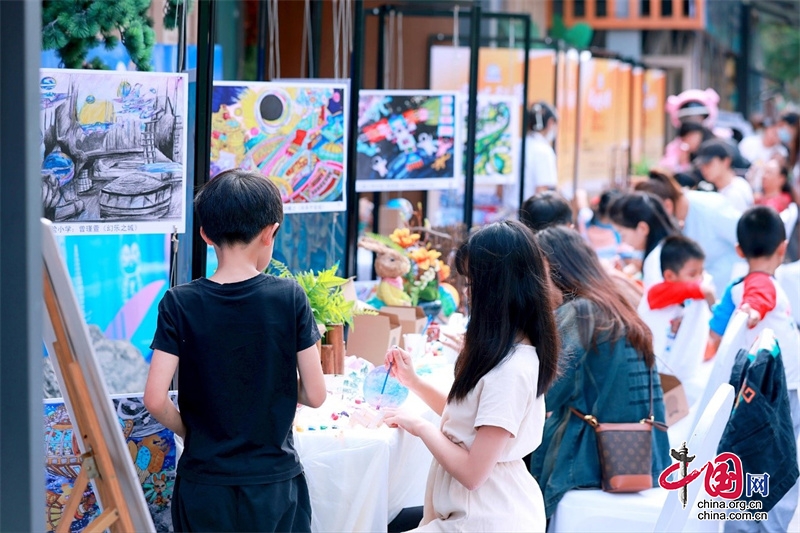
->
[356,91,460,192]
[44,394,178,533]
[40,69,188,235]
[466,95,521,185]
[210,82,348,213]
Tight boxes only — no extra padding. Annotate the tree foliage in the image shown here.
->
[760,22,800,101]
[549,15,594,49]
[163,0,194,30]
[42,0,155,71]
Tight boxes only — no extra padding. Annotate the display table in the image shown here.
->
[294,359,454,532]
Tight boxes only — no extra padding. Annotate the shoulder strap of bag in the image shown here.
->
[645,370,668,431]
[570,371,668,431]
[570,407,599,428]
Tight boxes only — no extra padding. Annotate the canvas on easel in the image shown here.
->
[42,218,154,533]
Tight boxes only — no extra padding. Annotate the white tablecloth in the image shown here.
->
[296,426,432,533]
[296,362,453,532]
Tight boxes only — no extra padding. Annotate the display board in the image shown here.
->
[355,90,459,192]
[211,81,348,213]
[42,218,154,533]
[40,69,188,235]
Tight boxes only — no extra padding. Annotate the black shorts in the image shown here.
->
[171,473,312,532]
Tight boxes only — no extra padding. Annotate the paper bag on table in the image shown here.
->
[347,311,402,367]
[380,306,427,336]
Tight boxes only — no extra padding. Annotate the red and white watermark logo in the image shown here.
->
[658,442,769,521]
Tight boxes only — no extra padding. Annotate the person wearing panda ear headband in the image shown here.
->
[524,101,559,200]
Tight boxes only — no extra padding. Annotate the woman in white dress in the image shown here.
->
[383,220,559,532]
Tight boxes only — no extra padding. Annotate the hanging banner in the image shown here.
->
[527,49,557,107]
[429,46,470,93]
[355,90,460,192]
[576,57,618,187]
[479,47,525,97]
[40,69,188,235]
[556,49,580,190]
[643,69,667,164]
[631,66,645,166]
[615,63,633,183]
[210,81,348,214]
[429,45,525,99]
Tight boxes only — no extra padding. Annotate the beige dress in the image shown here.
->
[412,344,546,532]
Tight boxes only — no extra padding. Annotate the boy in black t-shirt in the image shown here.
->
[144,169,326,532]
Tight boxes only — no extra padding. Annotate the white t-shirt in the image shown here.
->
[440,344,544,458]
[523,132,558,201]
[683,190,745,296]
[417,344,546,532]
[718,176,754,212]
[776,261,800,327]
[641,241,665,290]
[738,134,788,165]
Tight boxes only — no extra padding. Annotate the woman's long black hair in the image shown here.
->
[608,191,679,258]
[449,220,559,402]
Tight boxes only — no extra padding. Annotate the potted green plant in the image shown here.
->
[270,260,369,373]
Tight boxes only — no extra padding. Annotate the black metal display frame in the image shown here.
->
[188,1,536,280]
[426,32,554,211]
[350,3,534,278]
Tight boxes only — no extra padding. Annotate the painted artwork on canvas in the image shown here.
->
[40,69,188,235]
[44,394,178,533]
[466,95,520,185]
[355,91,460,192]
[210,82,348,213]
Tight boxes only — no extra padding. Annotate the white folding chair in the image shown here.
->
[654,383,735,533]
[689,311,748,435]
[548,384,735,533]
[781,202,798,240]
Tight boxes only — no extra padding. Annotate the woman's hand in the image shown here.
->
[439,330,464,353]
[385,345,418,389]
[382,408,428,437]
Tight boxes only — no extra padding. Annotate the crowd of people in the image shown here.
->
[143,93,800,532]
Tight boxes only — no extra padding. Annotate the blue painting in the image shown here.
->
[59,233,169,365]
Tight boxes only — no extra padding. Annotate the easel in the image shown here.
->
[41,219,154,533]
[43,270,135,533]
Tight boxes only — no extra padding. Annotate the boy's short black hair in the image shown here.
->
[660,235,705,275]
[737,206,786,259]
[195,168,284,247]
[519,191,572,231]
[694,139,733,166]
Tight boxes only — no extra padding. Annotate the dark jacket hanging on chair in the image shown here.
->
[717,336,799,513]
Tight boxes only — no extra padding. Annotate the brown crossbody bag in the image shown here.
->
[570,370,668,493]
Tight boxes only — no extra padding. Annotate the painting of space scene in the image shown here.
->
[40,69,188,235]
[211,82,348,214]
[356,91,460,192]
[44,394,179,533]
